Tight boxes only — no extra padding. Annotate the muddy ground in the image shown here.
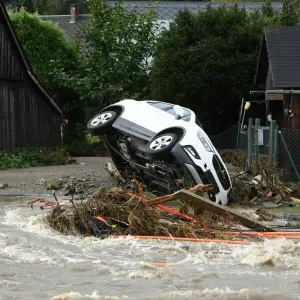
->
[0,157,116,197]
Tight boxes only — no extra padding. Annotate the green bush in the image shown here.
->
[64,134,108,157]
[150,3,281,135]
[9,9,76,89]
[0,148,73,169]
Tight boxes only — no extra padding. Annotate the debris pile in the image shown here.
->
[219,149,248,170]
[35,175,114,199]
[30,180,245,240]
[230,167,300,208]
[29,152,300,239]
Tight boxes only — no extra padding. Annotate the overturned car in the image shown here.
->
[87,99,232,205]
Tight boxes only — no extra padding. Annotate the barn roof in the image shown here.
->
[0,0,62,114]
[38,1,284,40]
[255,26,300,89]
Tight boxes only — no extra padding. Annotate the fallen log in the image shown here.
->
[178,190,277,232]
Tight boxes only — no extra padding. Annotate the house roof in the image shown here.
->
[255,26,300,89]
[0,0,62,114]
[38,14,88,40]
[38,1,283,40]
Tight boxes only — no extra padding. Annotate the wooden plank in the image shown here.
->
[178,190,276,232]
[266,94,284,101]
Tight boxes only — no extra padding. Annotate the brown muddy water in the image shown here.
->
[1,196,300,300]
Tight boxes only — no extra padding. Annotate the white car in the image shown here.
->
[87,99,232,205]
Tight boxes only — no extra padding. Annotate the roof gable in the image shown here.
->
[255,26,300,89]
[0,0,62,114]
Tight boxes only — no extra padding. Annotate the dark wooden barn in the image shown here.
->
[0,0,62,152]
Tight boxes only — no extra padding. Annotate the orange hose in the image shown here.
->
[149,262,168,267]
[126,192,197,222]
[224,231,300,237]
[112,235,252,245]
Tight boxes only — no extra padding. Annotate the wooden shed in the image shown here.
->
[0,0,62,152]
[254,27,300,129]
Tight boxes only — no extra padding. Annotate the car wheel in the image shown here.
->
[145,133,178,159]
[87,111,117,135]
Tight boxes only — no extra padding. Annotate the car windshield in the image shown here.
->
[147,101,191,122]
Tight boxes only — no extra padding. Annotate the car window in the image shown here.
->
[148,101,191,122]
[148,101,172,110]
[165,107,191,121]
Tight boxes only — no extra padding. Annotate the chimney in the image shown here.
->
[69,4,79,24]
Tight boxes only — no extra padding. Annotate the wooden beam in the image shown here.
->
[178,190,276,232]
[266,94,284,101]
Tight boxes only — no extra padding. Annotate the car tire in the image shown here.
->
[145,133,178,159]
[87,111,118,135]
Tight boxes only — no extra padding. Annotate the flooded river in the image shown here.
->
[1,197,300,300]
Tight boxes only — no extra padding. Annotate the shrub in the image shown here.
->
[0,148,73,169]
[9,9,76,90]
[64,134,108,157]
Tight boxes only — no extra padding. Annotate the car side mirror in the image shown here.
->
[173,105,184,120]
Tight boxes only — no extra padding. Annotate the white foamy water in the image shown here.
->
[1,197,300,300]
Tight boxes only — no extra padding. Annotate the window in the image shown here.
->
[165,107,191,121]
[147,101,172,110]
[148,101,191,122]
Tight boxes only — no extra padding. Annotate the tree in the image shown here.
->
[51,0,159,115]
[150,4,280,134]
[281,0,298,26]
[4,0,34,11]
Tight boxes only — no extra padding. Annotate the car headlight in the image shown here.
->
[197,131,214,152]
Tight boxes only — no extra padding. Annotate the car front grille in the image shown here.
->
[212,155,231,190]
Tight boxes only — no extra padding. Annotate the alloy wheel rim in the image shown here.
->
[91,112,112,126]
[150,135,173,150]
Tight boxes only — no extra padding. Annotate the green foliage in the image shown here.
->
[0,148,72,169]
[9,9,76,90]
[64,134,108,157]
[50,0,159,115]
[281,0,298,26]
[150,3,281,134]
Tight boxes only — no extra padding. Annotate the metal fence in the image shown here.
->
[209,118,300,182]
[277,129,300,182]
[245,118,278,173]
[210,122,240,150]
